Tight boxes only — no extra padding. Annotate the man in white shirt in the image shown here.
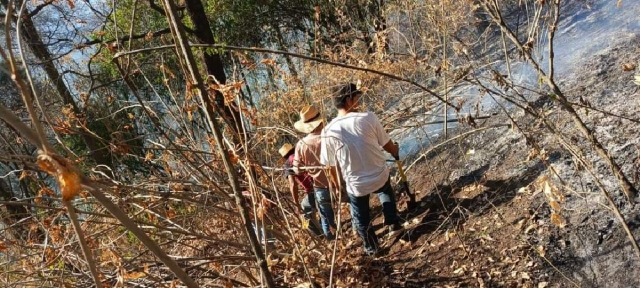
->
[320,83,403,256]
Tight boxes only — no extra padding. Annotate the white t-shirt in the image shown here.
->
[320,112,391,197]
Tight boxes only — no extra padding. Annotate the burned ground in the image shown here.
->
[308,35,640,288]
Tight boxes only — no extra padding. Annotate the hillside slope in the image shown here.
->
[373,32,640,288]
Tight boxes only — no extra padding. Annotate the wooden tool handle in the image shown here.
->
[396,160,407,182]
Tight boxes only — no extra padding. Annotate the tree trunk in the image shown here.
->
[183,0,244,139]
[161,0,276,286]
[18,9,112,167]
[274,25,303,86]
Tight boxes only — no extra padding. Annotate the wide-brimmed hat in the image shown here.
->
[294,105,324,133]
[278,143,294,158]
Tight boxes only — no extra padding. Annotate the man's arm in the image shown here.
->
[320,130,345,195]
[288,175,300,213]
[382,141,399,160]
[371,113,399,159]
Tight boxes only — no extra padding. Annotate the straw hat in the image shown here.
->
[294,105,324,133]
[278,143,294,158]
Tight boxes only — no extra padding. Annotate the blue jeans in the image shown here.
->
[348,178,400,255]
[301,188,337,239]
[301,193,322,236]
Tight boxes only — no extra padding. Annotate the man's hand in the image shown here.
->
[383,140,400,160]
[288,175,300,210]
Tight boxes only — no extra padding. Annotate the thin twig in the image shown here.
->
[406,124,512,172]
[113,44,457,109]
[64,200,103,288]
[160,0,274,285]
[481,0,638,200]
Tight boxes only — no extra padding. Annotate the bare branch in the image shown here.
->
[114,44,457,108]
[160,0,274,286]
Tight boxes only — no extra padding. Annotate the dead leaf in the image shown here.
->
[67,0,75,9]
[538,282,549,288]
[526,261,534,267]
[549,200,562,212]
[445,230,456,241]
[550,213,567,228]
[166,207,176,219]
[543,181,553,200]
[521,272,530,280]
[300,216,309,229]
[123,271,146,279]
[145,31,154,41]
[515,219,527,230]
[39,188,55,196]
[622,63,636,71]
[477,276,485,288]
[481,235,495,241]
[314,5,320,21]
[453,183,489,199]
[37,153,82,201]
[58,169,82,201]
[144,151,154,162]
[261,58,276,66]
[0,241,7,252]
[524,222,538,233]
[228,150,239,164]
[543,180,565,203]
[525,148,537,161]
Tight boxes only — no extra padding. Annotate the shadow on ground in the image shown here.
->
[392,156,549,242]
[330,136,565,286]
[362,152,555,286]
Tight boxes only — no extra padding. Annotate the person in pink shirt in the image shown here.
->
[292,105,337,240]
[279,143,322,236]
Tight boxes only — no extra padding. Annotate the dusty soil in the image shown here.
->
[319,32,640,288]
